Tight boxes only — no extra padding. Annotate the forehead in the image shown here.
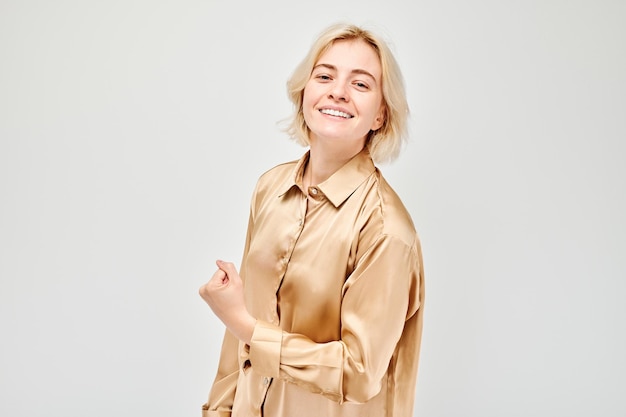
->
[315,39,382,78]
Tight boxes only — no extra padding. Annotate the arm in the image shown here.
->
[201,192,259,416]
[248,235,422,403]
[201,329,240,417]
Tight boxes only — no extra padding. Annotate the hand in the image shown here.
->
[199,260,256,344]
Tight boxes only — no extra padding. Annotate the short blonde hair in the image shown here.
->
[285,23,409,163]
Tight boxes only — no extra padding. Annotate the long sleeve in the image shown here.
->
[247,234,422,403]
[202,192,259,416]
[204,150,425,417]
[201,329,240,417]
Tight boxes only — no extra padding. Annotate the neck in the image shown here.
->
[305,139,365,187]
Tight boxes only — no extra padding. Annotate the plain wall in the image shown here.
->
[1,1,625,416]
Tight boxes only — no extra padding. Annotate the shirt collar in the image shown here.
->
[278,148,376,208]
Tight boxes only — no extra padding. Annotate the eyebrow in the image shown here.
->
[313,63,377,81]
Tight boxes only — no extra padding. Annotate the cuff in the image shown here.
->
[248,320,282,378]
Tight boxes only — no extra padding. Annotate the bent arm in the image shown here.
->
[202,192,259,416]
[247,236,422,403]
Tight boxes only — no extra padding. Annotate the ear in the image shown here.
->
[370,105,386,131]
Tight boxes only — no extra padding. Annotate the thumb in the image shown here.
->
[216,260,240,282]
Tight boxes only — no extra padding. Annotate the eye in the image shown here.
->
[315,74,332,81]
[354,81,370,90]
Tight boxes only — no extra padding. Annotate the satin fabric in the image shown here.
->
[202,149,425,417]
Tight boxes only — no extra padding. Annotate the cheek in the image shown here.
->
[371,111,384,131]
[302,85,317,121]
[302,88,311,109]
[302,83,316,107]
[367,97,385,124]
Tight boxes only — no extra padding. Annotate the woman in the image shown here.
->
[199,23,425,417]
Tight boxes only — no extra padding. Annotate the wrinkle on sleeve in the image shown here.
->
[203,182,262,415]
[202,329,240,416]
[247,235,422,404]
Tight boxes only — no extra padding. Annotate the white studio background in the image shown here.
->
[1,1,625,416]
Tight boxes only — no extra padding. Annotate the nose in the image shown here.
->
[328,81,349,102]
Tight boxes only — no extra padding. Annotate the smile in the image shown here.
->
[319,108,354,119]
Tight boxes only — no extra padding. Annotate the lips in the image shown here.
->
[319,108,354,119]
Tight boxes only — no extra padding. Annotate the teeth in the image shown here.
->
[320,108,352,118]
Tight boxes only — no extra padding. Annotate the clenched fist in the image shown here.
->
[199,260,256,344]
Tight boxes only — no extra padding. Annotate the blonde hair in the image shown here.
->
[285,23,409,163]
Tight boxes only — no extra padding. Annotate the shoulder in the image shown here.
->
[248,158,299,208]
[368,169,418,248]
[257,159,298,185]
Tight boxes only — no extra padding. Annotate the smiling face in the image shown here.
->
[302,39,385,151]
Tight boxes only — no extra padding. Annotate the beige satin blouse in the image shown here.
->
[202,149,425,417]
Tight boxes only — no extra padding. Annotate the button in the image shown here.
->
[263,377,269,385]
[299,219,303,226]
[310,188,318,195]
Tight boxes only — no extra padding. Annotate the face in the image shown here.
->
[302,39,385,150]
